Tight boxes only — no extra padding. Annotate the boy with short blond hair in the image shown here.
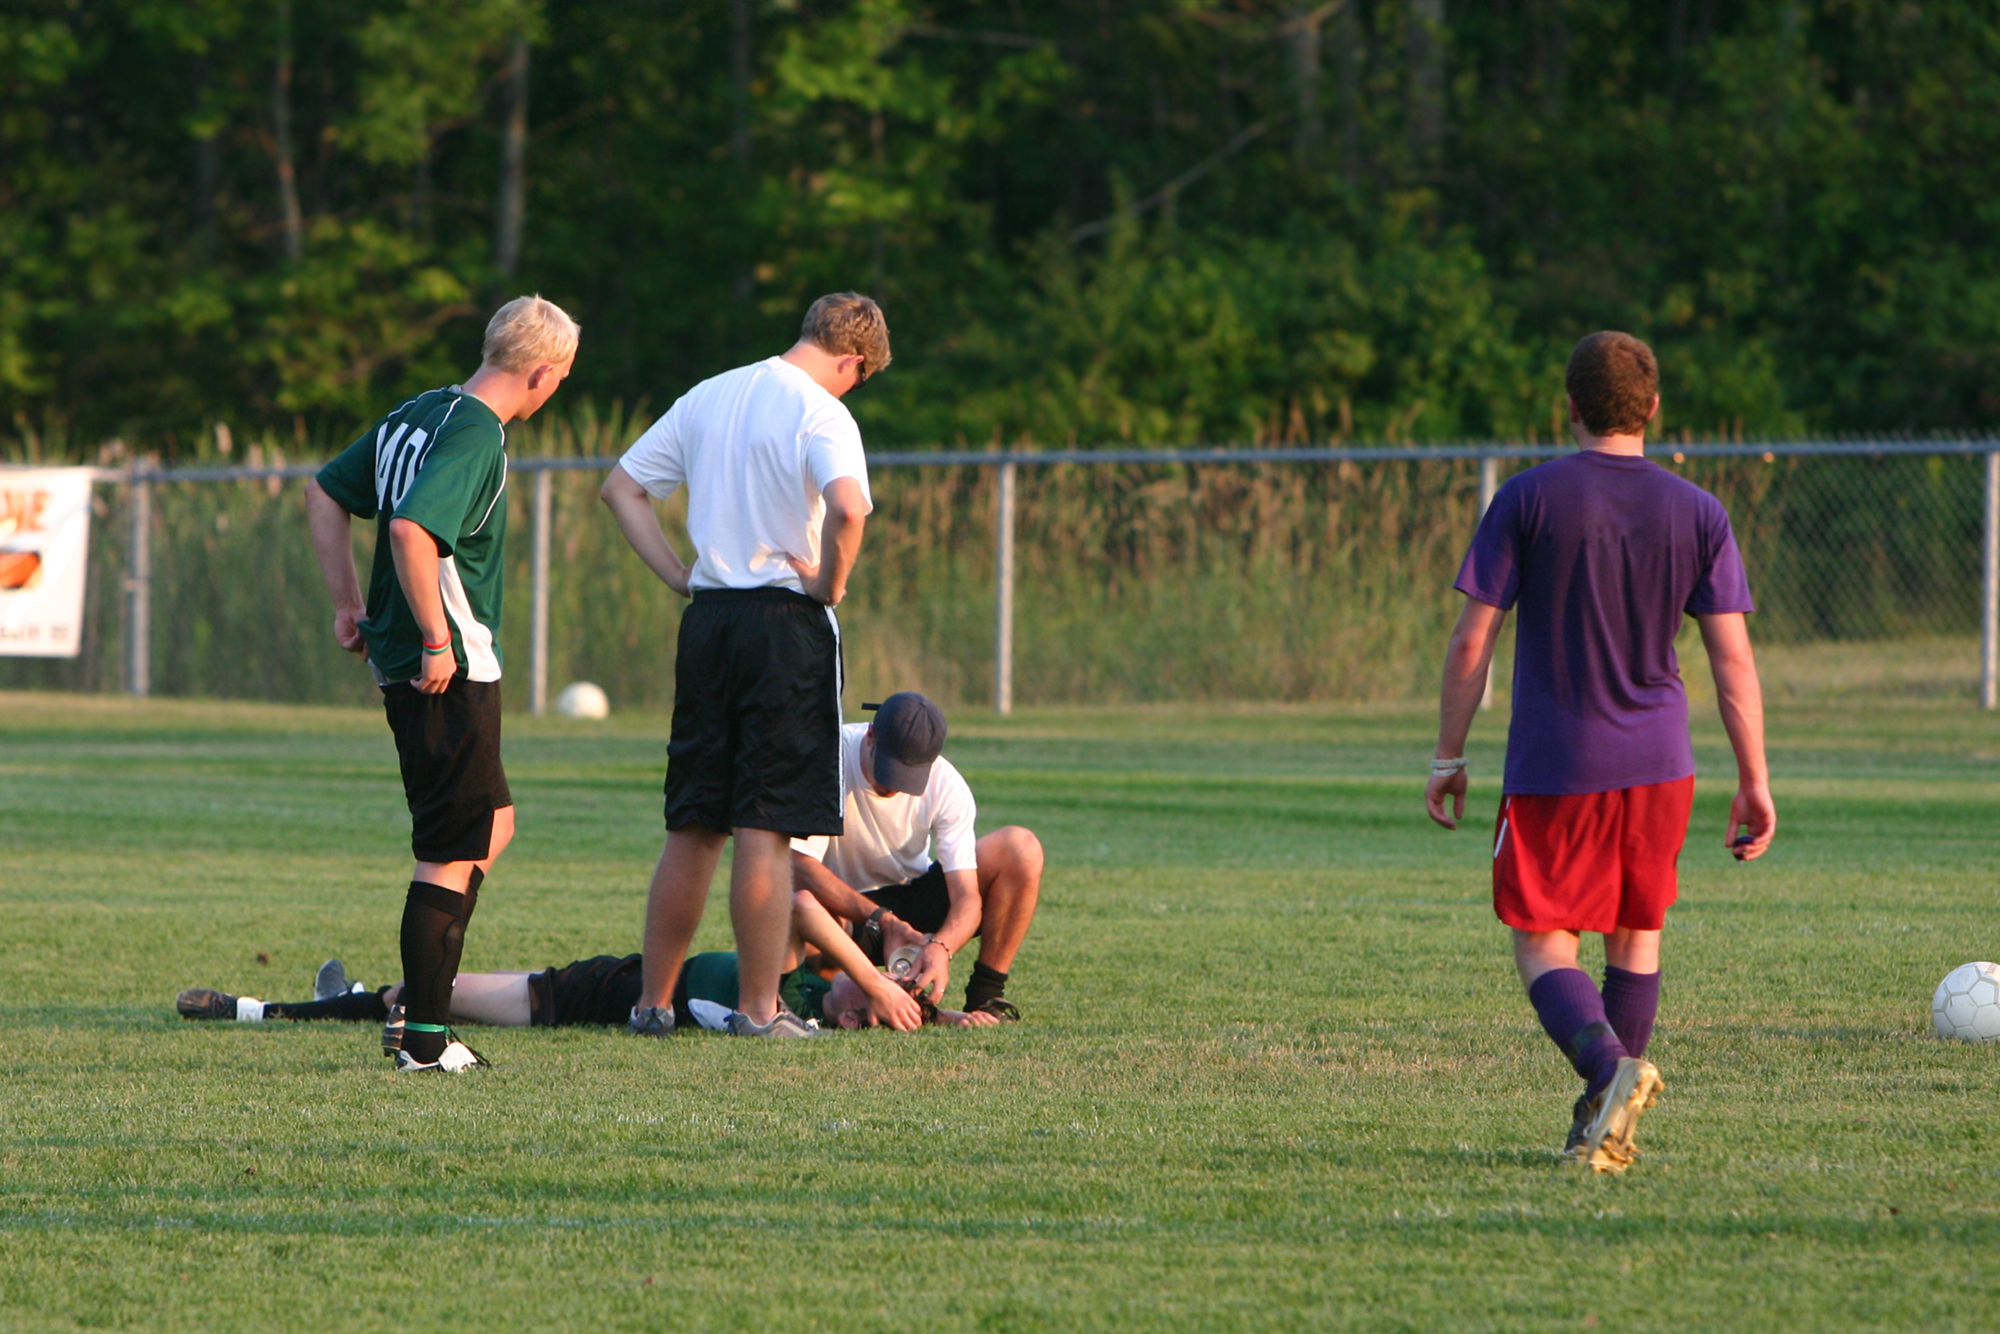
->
[305,294,577,1072]
[1426,330,1775,1171]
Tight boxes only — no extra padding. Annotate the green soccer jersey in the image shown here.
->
[680,952,833,1024]
[316,387,508,685]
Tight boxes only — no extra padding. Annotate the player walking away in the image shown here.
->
[1425,331,1775,1172]
[791,692,1042,1023]
[600,293,887,1038]
[304,295,578,1072]
[175,890,933,1036]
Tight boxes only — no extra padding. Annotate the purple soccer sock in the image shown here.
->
[1601,966,1661,1059]
[1527,967,1629,1096]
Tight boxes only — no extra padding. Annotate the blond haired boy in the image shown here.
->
[305,294,578,1072]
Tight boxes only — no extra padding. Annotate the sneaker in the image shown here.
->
[313,959,349,1002]
[629,1004,675,1037]
[724,1010,819,1038]
[380,1003,405,1057]
[178,988,265,1022]
[393,1035,489,1073]
[1577,1057,1664,1175]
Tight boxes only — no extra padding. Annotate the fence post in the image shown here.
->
[126,457,152,698]
[994,460,1016,716]
[1478,454,1499,711]
[530,466,552,717]
[1983,447,1998,711]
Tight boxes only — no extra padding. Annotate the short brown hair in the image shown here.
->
[801,292,892,375]
[483,295,580,373]
[1565,331,1658,436]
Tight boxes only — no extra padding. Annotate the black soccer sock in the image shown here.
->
[964,961,1009,1012]
[266,987,392,1023]
[399,880,468,1063]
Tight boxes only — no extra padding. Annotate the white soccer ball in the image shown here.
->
[1931,962,2000,1042]
[553,681,609,720]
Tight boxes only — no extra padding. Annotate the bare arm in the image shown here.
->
[304,480,366,655]
[792,851,926,957]
[786,476,867,606]
[791,851,880,923]
[1696,611,1776,860]
[906,868,982,1003]
[599,463,692,596]
[388,517,455,694]
[1426,597,1507,829]
[790,891,924,1031]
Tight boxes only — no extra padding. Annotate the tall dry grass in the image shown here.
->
[1,423,1987,709]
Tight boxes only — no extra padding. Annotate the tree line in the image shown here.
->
[3,0,1995,459]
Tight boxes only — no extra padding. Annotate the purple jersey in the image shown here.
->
[1455,450,1754,795]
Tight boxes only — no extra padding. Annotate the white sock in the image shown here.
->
[234,997,266,1023]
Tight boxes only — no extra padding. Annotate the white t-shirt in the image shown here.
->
[793,724,978,889]
[618,357,872,593]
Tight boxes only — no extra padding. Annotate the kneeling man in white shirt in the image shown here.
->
[791,692,1042,1022]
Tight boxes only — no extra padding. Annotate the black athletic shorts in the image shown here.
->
[663,587,844,837]
[528,953,715,1028]
[381,678,510,863]
[528,954,645,1027]
[861,862,950,934]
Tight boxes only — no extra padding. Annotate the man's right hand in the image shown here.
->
[878,912,926,957]
[333,606,366,654]
[412,646,456,694]
[864,976,925,1032]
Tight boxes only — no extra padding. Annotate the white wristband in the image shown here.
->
[1430,757,1469,776]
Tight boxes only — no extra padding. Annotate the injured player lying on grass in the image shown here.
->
[175,892,995,1047]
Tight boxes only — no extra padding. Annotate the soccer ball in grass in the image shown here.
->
[554,681,609,719]
[1931,962,2000,1042]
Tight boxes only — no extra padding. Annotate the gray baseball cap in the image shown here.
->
[863,693,946,796]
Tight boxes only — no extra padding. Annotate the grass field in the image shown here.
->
[2,690,1998,1332]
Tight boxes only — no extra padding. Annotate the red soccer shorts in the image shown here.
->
[1491,776,1695,934]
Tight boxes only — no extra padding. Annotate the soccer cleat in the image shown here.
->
[393,1035,489,1073]
[1577,1057,1664,1174]
[380,1003,406,1056]
[629,1004,675,1038]
[724,1010,819,1038]
[178,988,265,1022]
[313,959,350,1002]
[969,997,1021,1023]
[1560,1093,1593,1163]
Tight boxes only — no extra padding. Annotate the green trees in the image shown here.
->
[3,1,1997,455]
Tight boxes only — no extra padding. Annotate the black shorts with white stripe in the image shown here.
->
[663,587,844,837]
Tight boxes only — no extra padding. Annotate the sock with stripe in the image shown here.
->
[399,880,470,1064]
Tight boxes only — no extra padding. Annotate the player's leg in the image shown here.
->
[1600,775,1688,1063]
[441,970,535,1027]
[728,828,797,1026]
[1601,927,1663,1059]
[716,593,841,1036]
[637,827,728,1009]
[384,679,510,1069]
[1496,789,1635,1161]
[965,826,1043,1015]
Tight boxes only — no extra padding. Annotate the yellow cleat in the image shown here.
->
[1577,1057,1664,1175]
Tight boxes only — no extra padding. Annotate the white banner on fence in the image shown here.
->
[0,468,95,658]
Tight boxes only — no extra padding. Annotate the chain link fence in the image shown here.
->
[3,440,1995,712]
